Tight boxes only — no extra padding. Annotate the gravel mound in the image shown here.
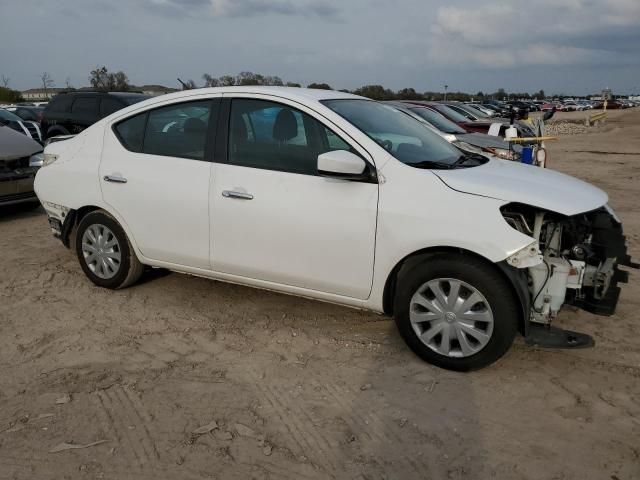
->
[545,121,590,136]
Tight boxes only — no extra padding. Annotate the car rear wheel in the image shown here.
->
[394,254,519,371]
[75,210,143,289]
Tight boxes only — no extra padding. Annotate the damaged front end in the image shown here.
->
[502,203,637,345]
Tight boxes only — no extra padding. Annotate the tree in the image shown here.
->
[307,82,332,90]
[218,75,235,87]
[396,88,420,100]
[202,73,219,87]
[286,82,302,87]
[535,89,545,99]
[1,75,9,88]
[236,71,264,86]
[493,88,507,100]
[64,76,74,89]
[89,66,130,91]
[0,86,22,103]
[40,72,55,95]
[353,85,395,100]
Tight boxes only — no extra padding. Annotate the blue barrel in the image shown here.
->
[521,146,534,164]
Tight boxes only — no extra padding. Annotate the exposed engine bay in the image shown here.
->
[502,203,637,326]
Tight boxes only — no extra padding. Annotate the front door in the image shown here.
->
[210,97,378,299]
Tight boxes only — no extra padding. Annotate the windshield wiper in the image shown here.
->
[407,160,459,170]
[451,154,484,167]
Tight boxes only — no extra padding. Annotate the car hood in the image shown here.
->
[457,132,522,152]
[433,158,608,216]
[0,125,42,160]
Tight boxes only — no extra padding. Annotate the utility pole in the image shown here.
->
[444,84,448,101]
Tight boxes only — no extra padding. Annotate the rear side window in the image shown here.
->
[113,100,214,160]
[46,96,73,113]
[100,98,124,117]
[71,97,99,114]
[114,113,146,152]
[143,100,213,160]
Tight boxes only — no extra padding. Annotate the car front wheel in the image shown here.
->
[394,254,519,371]
[75,210,143,289]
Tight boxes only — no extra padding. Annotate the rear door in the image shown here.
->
[100,97,219,269]
[209,96,378,299]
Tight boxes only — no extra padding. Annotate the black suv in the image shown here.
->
[41,91,150,140]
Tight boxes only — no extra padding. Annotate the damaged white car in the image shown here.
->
[34,87,635,370]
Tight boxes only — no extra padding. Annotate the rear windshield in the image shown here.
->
[114,94,151,105]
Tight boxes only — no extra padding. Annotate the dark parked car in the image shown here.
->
[41,91,151,139]
[0,108,42,143]
[0,125,43,207]
[8,106,45,123]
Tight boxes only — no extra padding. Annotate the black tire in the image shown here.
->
[45,127,70,140]
[394,253,519,371]
[75,210,143,289]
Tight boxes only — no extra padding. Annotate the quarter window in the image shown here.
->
[114,113,146,152]
[228,98,353,175]
[100,98,124,117]
[71,97,98,114]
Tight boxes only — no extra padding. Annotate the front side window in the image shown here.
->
[228,99,353,175]
[323,99,464,167]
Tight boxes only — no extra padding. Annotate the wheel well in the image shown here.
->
[46,126,69,138]
[61,205,100,247]
[382,247,528,335]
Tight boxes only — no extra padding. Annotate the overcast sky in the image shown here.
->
[2,0,639,94]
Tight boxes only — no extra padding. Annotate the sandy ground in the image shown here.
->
[1,108,639,480]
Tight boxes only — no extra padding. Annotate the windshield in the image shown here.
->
[461,104,489,118]
[430,104,471,123]
[0,109,23,122]
[408,107,466,134]
[323,99,464,166]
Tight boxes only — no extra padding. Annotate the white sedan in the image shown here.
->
[35,87,633,370]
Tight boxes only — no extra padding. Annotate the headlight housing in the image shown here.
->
[29,152,44,167]
[43,153,59,166]
[485,147,521,161]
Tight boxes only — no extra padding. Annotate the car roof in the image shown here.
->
[143,86,363,104]
[56,91,148,97]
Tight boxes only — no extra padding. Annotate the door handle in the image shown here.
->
[104,175,127,184]
[222,190,253,200]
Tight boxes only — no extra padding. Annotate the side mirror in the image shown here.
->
[317,150,370,181]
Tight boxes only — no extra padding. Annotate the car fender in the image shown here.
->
[366,159,535,313]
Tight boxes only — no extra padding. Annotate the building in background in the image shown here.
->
[21,88,67,101]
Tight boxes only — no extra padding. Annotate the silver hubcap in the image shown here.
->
[81,224,121,280]
[410,278,494,358]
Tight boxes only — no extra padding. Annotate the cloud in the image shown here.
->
[427,0,640,68]
[149,0,340,18]
[211,0,339,17]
